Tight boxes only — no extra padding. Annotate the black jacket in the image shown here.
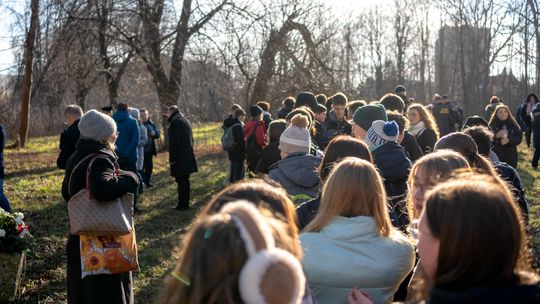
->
[493,160,529,222]
[277,106,293,119]
[415,128,438,154]
[433,101,461,136]
[168,111,198,177]
[223,116,245,162]
[401,131,423,162]
[296,196,321,230]
[255,141,281,174]
[429,282,540,304]
[313,121,327,150]
[143,120,160,155]
[372,142,412,230]
[61,138,139,304]
[57,119,80,170]
[489,121,522,168]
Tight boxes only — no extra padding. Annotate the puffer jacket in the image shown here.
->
[372,142,412,230]
[268,152,321,202]
[301,216,415,304]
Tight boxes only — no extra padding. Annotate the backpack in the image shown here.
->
[221,123,240,152]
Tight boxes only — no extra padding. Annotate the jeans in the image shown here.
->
[0,178,12,213]
[532,147,540,168]
[229,161,245,183]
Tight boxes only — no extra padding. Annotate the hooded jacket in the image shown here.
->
[301,216,415,304]
[112,110,140,164]
[268,152,321,200]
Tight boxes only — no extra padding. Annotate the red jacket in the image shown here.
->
[244,120,267,148]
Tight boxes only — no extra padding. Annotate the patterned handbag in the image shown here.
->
[67,154,134,236]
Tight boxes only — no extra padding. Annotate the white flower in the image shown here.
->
[14,212,24,225]
[0,229,5,237]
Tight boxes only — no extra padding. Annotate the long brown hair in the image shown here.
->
[304,158,392,237]
[161,207,296,304]
[406,150,470,220]
[318,135,373,181]
[434,132,498,177]
[488,104,521,130]
[424,172,537,288]
[408,103,440,138]
[201,179,301,257]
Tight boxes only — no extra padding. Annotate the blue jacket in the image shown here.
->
[112,110,140,164]
[301,216,415,304]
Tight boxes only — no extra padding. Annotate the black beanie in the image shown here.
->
[395,85,406,94]
[249,105,263,117]
[295,92,318,111]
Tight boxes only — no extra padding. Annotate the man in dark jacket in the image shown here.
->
[0,124,11,213]
[57,105,83,170]
[432,95,461,136]
[223,108,246,182]
[168,106,198,210]
[140,109,160,187]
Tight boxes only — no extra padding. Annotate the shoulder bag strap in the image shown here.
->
[85,155,115,200]
[67,153,98,197]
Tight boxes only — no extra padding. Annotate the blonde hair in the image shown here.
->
[406,150,471,220]
[304,158,392,237]
[408,103,440,138]
[290,114,309,129]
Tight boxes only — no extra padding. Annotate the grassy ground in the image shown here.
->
[2,125,540,303]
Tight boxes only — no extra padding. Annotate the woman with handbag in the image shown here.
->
[62,110,139,304]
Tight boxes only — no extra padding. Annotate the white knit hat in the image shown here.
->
[364,120,399,150]
[279,115,311,154]
[79,109,117,142]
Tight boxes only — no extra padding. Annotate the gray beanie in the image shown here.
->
[79,109,117,142]
[128,108,140,120]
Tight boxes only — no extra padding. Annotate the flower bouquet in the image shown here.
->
[0,210,33,301]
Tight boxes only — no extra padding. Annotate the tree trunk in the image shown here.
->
[18,0,40,148]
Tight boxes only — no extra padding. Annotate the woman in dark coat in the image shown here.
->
[62,110,139,304]
[406,103,439,154]
[489,104,523,169]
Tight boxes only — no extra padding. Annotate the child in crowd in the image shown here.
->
[387,111,423,162]
[488,104,522,169]
[313,104,327,149]
[301,158,415,304]
[255,119,287,174]
[268,115,321,204]
[406,103,439,154]
[324,92,350,140]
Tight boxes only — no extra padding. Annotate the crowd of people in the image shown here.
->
[1,86,540,303]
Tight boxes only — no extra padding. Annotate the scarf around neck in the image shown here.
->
[408,121,426,137]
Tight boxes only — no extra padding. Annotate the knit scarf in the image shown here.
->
[408,121,426,137]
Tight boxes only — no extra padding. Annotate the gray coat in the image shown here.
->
[268,152,321,201]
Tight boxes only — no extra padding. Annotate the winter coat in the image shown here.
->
[61,138,139,304]
[143,120,160,155]
[489,120,522,168]
[295,196,321,230]
[493,160,529,221]
[222,116,246,162]
[255,141,281,174]
[414,128,438,154]
[57,119,81,170]
[268,152,321,201]
[136,123,148,171]
[0,124,5,179]
[244,119,267,171]
[429,281,540,304]
[432,101,461,136]
[532,103,540,147]
[401,131,423,162]
[168,111,198,178]
[313,121,327,150]
[300,216,415,304]
[324,110,348,141]
[277,105,294,119]
[113,110,140,164]
[372,142,412,230]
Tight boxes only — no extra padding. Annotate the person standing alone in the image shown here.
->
[57,105,83,170]
[168,106,198,210]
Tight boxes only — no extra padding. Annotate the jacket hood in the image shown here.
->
[112,110,131,122]
[273,153,320,187]
[372,142,411,182]
[429,282,540,304]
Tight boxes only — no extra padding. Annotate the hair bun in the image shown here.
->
[383,121,399,136]
[291,114,309,129]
